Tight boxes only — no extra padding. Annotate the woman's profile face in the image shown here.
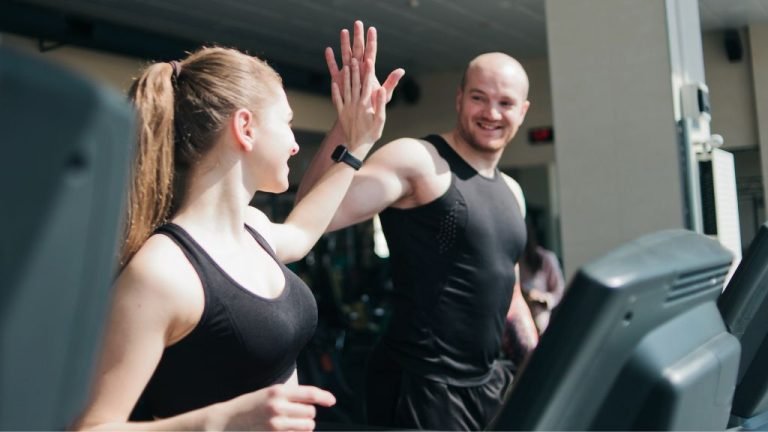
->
[250,88,299,193]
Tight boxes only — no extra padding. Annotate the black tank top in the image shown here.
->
[133,223,317,419]
[378,134,527,385]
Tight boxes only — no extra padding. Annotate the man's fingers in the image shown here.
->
[364,26,377,64]
[340,28,351,66]
[285,386,337,407]
[352,20,365,61]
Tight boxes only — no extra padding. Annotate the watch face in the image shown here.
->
[331,145,346,161]
[331,145,361,169]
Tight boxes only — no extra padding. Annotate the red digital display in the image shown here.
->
[528,127,554,144]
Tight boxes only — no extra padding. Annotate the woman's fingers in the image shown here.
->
[264,386,335,430]
[376,87,387,120]
[268,417,315,432]
[361,58,377,103]
[332,59,367,112]
[350,58,361,103]
[268,399,317,419]
[382,68,406,103]
[331,81,343,115]
[325,47,339,79]
[283,385,337,407]
[334,51,387,146]
[343,61,352,104]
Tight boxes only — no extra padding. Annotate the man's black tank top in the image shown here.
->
[378,134,527,385]
[132,223,317,419]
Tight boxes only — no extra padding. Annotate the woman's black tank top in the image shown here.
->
[132,223,317,419]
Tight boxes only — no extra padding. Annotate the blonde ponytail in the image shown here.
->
[121,62,176,267]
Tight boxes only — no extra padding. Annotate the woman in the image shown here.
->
[74,35,391,431]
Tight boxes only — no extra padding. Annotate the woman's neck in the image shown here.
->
[173,158,253,241]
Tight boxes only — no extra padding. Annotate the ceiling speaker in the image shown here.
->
[724,29,743,63]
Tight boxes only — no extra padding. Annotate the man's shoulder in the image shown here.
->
[378,136,434,153]
[369,135,452,208]
[371,135,446,172]
[500,172,526,217]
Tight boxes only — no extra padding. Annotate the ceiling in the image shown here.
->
[2,0,768,91]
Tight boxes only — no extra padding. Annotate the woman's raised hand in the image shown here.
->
[331,57,387,153]
[326,21,404,112]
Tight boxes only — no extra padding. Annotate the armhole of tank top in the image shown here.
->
[501,173,526,219]
[381,135,454,212]
[153,225,212,342]
[383,171,458,216]
[423,135,471,180]
[423,134,451,162]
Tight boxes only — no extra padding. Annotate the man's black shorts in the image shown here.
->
[365,344,513,431]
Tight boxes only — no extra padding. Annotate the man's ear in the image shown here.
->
[455,87,463,113]
[520,100,531,122]
[232,108,256,152]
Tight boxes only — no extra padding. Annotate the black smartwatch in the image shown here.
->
[331,145,363,170]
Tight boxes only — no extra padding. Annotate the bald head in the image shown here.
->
[460,52,529,99]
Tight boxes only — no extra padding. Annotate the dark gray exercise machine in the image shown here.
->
[491,229,740,430]
[718,222,768,431]
[0,46,134,429]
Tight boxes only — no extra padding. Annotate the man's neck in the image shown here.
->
[441,130,503,178]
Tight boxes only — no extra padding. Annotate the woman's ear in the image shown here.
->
[232,108,256,152]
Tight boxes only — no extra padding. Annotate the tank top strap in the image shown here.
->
[423,134,461,168]
[156,222,280,266]
[153,223,221,305]
[154,223,211,273]
[422,134,491,179]
[244,224,279,261]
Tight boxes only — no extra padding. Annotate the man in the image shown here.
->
[298,23,538,430]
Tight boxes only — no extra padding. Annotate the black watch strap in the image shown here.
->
[331,145,363,170]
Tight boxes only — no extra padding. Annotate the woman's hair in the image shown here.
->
[120,46,282,267]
